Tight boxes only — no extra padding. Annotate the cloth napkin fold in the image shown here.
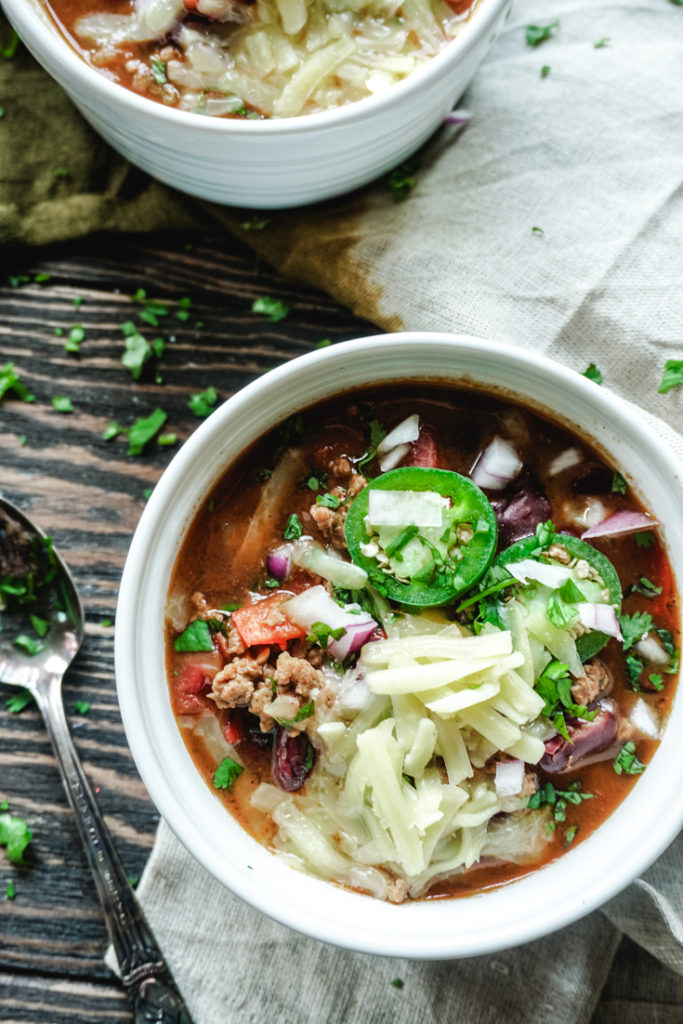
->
[4,0,683,1017]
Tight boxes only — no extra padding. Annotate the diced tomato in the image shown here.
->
[221,708,245,745]
[232,593,307,649]
[171,651,222,715]
[403,429,440,468]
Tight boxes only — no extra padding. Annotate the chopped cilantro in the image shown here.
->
[528,780,593,823]
[34,274,51,284]
[316,338,332,348]
[540,65,551,77]
[13,635,45,656]
[635,531,655,549]
[150,58,167,84]
[157,432,177,447]
[52,395,73,413]
[357,417,387,473]
[121,326,153,380]
[73,296,83,309]
[54,328,64,337]
[658,360,683,394]
[18,435,26,446]
[283,513,303,540]
[387,160,418,202]
[5,879,15,899]
[611,471,627,495]
[629,576,662,598]
[526,20,559,46]
[535,660,595,735]
[102,421,121,441]
[593,37,610,48]
[241,216,271,230]
[0,811,32,865]
[174,619,213,652]
[0,28,20,59]
[564,825,579,848]
[316,492,342,509]
[65,324,85,354]
[307,621,346,649]
[613,741,645,776]
[221,602,241,612]
[142,488,153,501]
[213,756,244,790]
[252,296,290,322]
[625,655,643,691]
[0,363,35,404]
[74,701,91,715]
[29,615,49,638]
[582,363,603,385]
[126,409,167,455]
[546,592,579,630]
[101,618,112,628]
[391,979,405,990]
[54,167,69,179]
[6,689,34,714]
[296,701,314,721]
[649,673,664,691]
[385,524,419,558]
[264,577,280,589]
[618,610,653,652]
[188,387,218,418]
[531,226,544,235]
[152,337,165,358]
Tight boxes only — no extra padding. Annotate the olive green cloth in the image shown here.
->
[5,0,683,1019]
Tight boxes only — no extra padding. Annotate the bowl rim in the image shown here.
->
[115,333,683,958]
[7,0,510,134]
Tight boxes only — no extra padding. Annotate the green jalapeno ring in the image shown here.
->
[344,467,498,607]
[496,532,622,661]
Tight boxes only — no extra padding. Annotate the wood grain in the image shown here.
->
[0,232,680,1023]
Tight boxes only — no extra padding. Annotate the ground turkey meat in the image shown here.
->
[571,658,613,706]
[209,650,325,732]
[309,461,365,549]
[274,650,324,698]
[209,657,264,709]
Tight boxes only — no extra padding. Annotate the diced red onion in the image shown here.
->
[634,633,670,665]
[367,488,447,528]
[443,109,471,126]
[505,559,572,589]
[549,448,582,476]
[494,759,525,797]
[581,510,659,540]
[267,543,293,580]
[379,443,411,472]
[328,619,377,661]
[629,698,660,739]
[471,437,522,491]
[377,413,420,456]
[576,603,623,640]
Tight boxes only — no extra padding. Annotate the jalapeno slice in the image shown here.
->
[497,532,622,660]
[344,467,498,607]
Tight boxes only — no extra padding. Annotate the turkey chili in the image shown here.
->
[166,384,679,902]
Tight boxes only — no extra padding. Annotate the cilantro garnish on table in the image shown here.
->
[252,296,290,322]
[0,363,35,403]
[658,360,683,394]
[525,20,559,47]
[582,363,603,385]
[0,809,32,865]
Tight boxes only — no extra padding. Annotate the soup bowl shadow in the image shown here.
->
[3,0,511,207]
[116,334,683,958]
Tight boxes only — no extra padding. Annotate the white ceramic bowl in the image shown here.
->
[3,0,511,207]
[116,334,683,958]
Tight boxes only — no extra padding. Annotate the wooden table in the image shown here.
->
[0,232,680,1024]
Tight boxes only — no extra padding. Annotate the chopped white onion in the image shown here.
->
[471,437,522,491]
[379,443,411,472]
[505,559,572,589]
[367,489,447,528]
[576,603,623,640]
[634,633,670,665]
[494,759,525,797]
[549,448,582,476]
[376,413,420,455]
[582,510,659,540]
[629,698,660,740]
[265,694,300,721]
[281,585,377,660]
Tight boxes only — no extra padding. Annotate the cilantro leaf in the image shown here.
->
[241,216,271,231]
[593,37,610,48]
[0,363,35,404]
[188,387,218,418]
[74,701,91,715]
[316,492,342,509]
[658,360,683,394]
[6,689,34,713]
[174,619,213,652]
[6,879,15,899]
[252,296,290,322]
[0,812,32,865]
[625,655,643,691]
[13,634,45,656]
[121,326,153,380]
[52,395,73,413]
[213,756,244,790]
[540,65,551,78]
[582,363,603,385]
[29,614,49,637]
[613,741,645,775]
[611,472,627,495]
[283,513,303,540]
[635,531,655,549]
[150,58,167,84]
[126,409,167,455]
[307,621,346,649]
[629,576,662,598]
[618,611,654,651]
[102,421,121,441]
[387,160,419,202]
[357,417,387,473]
[64,324,85,354]
[526,20,559,46]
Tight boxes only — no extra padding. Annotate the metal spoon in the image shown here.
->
[0,496,194,1024]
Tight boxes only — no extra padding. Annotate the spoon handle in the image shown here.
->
[34,677,195,1024]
